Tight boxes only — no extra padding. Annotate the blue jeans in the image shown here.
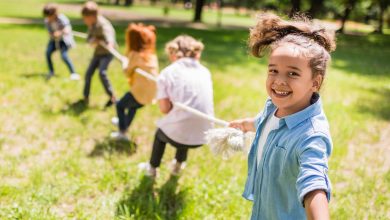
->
[83,54,114,99]
[45,40,76,74]
[116,92,143,132]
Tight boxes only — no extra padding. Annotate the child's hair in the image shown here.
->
[42,3,58,17]
[249,13,336,88]
[81,1,99,17]
[125,23,156,54]
[165,35,204,59]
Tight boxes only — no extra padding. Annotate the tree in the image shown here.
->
[337,0,359,33]
[289,0,301,17]
[308,0,325,18]
[114,0,133,6]
[246,0,257,11]
[234,0,243,15]
[124,0,133,6]
[217,0,224,26]
[194,0,206,22]
[374,0,389,33]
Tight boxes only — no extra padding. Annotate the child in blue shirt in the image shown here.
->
[229,13,336,219]
[43,3,79,81]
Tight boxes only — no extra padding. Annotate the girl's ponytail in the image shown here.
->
[249,13,336,57]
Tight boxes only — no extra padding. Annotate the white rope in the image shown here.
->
[205,128,255,159]
[134,69,256,158]
[72,31,129,69]
[72,31,88,39]
[134,68,229,127]
[174,102,229,127]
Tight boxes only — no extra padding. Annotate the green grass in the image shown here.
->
[1,0,388,33]
[0,0,255,27]
[0,6,390,220]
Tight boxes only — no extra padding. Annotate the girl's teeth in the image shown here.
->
[275,90,289,95]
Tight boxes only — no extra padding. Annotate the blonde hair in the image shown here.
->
[249,13,336,87]
[81,1,99,17]
[165,35,204,59]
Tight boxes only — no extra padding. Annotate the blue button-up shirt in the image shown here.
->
[243,93,332,220]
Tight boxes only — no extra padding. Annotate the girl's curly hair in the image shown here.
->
[165,35,204,59]
[125,23,156,54]
[249,13,336,83]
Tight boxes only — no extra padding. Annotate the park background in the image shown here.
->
[0,0,389,219]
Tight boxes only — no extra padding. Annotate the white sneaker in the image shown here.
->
[111,117,119,126]
[170,159,186,176]
[138,162,157,178]
[70,73,80,81]
[110,131,129,141]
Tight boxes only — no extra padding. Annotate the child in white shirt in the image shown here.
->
[146,35,214,177]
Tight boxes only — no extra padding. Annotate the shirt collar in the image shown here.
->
[265,93,322,130]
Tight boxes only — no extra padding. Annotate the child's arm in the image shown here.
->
[228,118,256,132]
[296,135,332,220]
[304,190,329,220]
[53,15,71,38]
[158,98,172,114]
[102,23,116,49]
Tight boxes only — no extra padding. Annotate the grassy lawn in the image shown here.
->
[1,0,389,33]
[0,2,390,220]
[0,0,255,26]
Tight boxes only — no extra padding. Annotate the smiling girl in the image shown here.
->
[229,13,336,219]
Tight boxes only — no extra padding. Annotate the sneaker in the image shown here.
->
[110,131,129,141]
[70,73,80,81]
[138,162,157,178]
[111,117,119,126]
[83,97,89,106]
[104,96,116,108]
[45,72,54,81]
[170,159,186,176]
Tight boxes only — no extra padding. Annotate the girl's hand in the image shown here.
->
[158,98,173,114]
[229,118,256,133]
[53,31,62,38]
[88,38,98,48]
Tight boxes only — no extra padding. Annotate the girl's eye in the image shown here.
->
[288,72,299,77]
[268,69,278,74]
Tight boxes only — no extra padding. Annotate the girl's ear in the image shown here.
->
[312,74,323,92]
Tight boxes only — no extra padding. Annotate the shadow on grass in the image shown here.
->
[61,99,88,116]
[332,34,390,77]
[89,137,137,157]
[116,175,186,219]
[19,72,47,79]
[356,86,390,121]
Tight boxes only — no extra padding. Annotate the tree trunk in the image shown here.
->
[150,0,157,6]
[217,0,224,27]
[375,0,389,34]
[246,0,257,11]
[234,0,242,15]
[337,0,358,33]
[289,0,301,17]
[125,0,133,6]
[115,0,120,5]
[308,0,324,18]
[194,0,205,22]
